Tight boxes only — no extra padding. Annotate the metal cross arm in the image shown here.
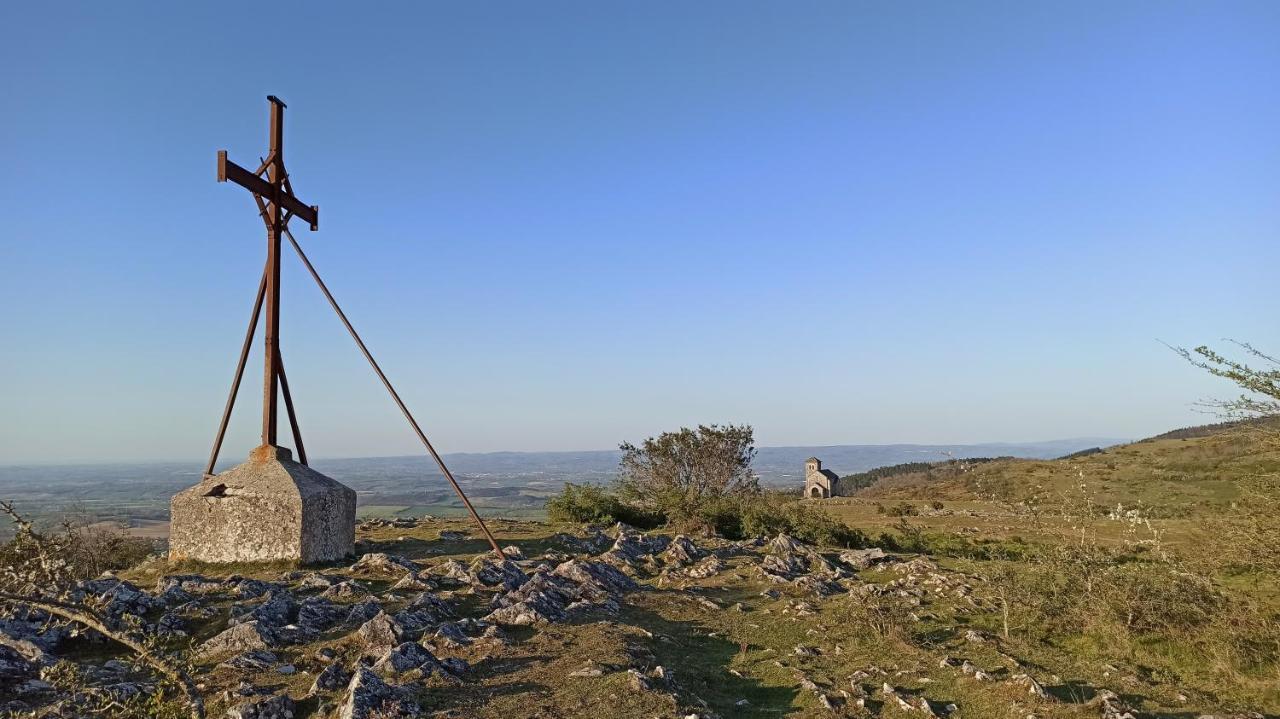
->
[217,151,319,231]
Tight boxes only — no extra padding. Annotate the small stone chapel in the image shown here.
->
[803,457,841,499]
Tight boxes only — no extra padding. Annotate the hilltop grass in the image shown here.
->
[98,424,1280,717]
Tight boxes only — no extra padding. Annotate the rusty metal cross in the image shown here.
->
[214,96,317,456]
[203,95,506,558]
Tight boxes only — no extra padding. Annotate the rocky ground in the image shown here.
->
[0,517,1265,718]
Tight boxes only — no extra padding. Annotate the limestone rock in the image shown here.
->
[321,580,370,601]
[838,548,889,570]
[354,612,403,653]
[371,642,444,675]
[684,555,726,579]
[336,666,420,719]
[310,662,351,694]
[169,445,356,564]
[389,573,436,592]
[195,621,278,662]
[227,692,295,719]
[430,560,473,584]
[350,553,419,576]
[662,535,701,566]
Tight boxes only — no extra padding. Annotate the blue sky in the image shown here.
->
[1,2,1277,463]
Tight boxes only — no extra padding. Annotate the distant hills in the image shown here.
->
[0,437,1125,493]
[859,421,1279,514]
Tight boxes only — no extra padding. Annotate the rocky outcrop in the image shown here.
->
[336,666,420,719]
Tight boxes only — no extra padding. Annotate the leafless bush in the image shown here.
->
[0,501,205,719]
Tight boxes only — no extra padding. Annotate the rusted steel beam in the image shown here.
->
[216,153,317,227]
[283,228,506,560]
[261,98,285,449]
[276,350,308,466]
[204,264,268,478]
[217,96,320,451]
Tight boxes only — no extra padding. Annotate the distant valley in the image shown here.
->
[0,437,1120,535]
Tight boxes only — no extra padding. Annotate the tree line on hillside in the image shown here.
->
[837,457,1008,493]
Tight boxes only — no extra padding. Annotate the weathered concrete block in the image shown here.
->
[170,445,356,564]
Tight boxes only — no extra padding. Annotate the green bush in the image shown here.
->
[545,483,664,528]
[886,502,919,517]
[737,493,866,547]
[544,485,864,546]
[1096,563,1223,633]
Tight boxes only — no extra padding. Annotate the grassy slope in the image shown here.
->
[857,429,1280,511]
[95,426,1279,717]
[811,424,1280,714]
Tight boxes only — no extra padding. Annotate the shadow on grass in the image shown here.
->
[614,600,799,718]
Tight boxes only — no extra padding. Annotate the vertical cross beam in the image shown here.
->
[217,95,318,454]
[262,97,285,446]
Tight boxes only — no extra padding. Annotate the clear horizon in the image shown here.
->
[0,433,1135,469]
[2,2,1277,464]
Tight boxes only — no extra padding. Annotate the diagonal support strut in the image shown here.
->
[276,350,308,466]
[283,228,505,559]
[204,265,269,478]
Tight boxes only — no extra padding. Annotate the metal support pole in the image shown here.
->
[283,228,505,559]
[205,266,268,478]
[277,351,308,466]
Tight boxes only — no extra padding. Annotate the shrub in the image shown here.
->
[0,511,155,587]
[546,485,864,547]
[886,502,918,517]
[1095,563,1222,633]
[841,592,914,639]
[617,424,758,518]
[545,483,664,528]
[738,493,865,547]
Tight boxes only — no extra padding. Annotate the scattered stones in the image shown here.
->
[321,580,370,600]
[219,650,279,672]
[684,555,726,579]
[350,553,419,576]
[388,573,437,592]
[432,622,471,648]
[337,666,420,719]
[838,547,889,570]
[296,572,344,590]
[431,559,474,583]
[0,646,36,682]
[602,525,669,569]
[344,600,384,627]
[662,535,701,566]
[485,559,637,626]
[372,642,445,675]
[469,558,526,589]
[297,596,346,631]
[1011,673,1051,699]
[227,693,295,719]
[1090,689,1137,719]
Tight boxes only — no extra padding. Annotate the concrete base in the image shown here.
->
[170,445,356,564]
